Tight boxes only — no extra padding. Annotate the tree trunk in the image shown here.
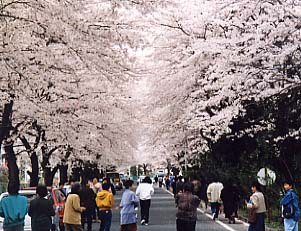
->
[29,153,39,186]
[59,164,68,185]
[44,166,58,187]
[19,136,39,187]
[0,101,13,147]
[0,101,19,188]
[5,142,20,187]
[71,167,82,182]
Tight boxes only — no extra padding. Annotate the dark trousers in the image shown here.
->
[176,219,196,231]
[120,223,137,231]
[211,202,221,219]
[140,199,151,223]
[248,213,265,231]
[81,209,93,231]
[99,210,112,231]
[65,224,83,231]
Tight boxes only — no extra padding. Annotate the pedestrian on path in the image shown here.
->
[91,178,101,223]
[63,182,86,231]
[120,180,139,231]
[175,182,201,231]
[220,180,239,224]
[0,183,28,231]
[207,179,223,221]
[280,179,299,231]
[246,181,266,231]
[28,185,55,231]
[96,183,114,231]
[136,176,154,226]
[79,180,96,231]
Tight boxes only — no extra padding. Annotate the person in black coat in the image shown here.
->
[220,181,240,224]
[79,180,96,231]
[29,185,55,231]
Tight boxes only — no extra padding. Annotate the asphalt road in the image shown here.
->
[91,185,248,231]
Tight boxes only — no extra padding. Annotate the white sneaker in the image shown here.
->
[141,219,145,225]
[145,223,149,226]
[212,213,216,221]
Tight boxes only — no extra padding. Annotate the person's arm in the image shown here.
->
[47,200,55,216]
[150,185,154,195]
[72,195,85,213]
[28,200,33,217]
[280,192,292,205]
[136,185,140,197]
[0,200,4,217]
[207,184,212,201]
[110,194,115,207]
[132,194,139,207]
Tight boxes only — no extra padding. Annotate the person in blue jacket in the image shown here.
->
[0,183,28,231]
[280,180,300,231]
[120,180,139,231]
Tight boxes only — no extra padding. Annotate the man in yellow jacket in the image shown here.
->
[96,183,114,231]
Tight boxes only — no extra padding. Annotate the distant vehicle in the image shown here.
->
[106,172,123,190]
[0,188,66,231]
[157,169,165,177]
[119,173,129,183]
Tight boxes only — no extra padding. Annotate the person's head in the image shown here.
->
[81,179,89,188]
[70,182,81,195]
[143,176,152,184]
[124,180,134,189]
[7,182,19,195]
[283,179,294,191]
[183,182,194,193]
[250,181,261,193]
[93,177,98,184]
[59,182,64,189]
[102,183,110,191]
[36,185,48,198]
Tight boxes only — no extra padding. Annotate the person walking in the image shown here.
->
[280,180,299,231]
[120,180,139,231]
[96,183,114,231]
[207,179,223,220]
[91,178,101,223]
[175,182,201,231]
[28,185,55,231]
[63,182,86,231]
[79,180,96,231]
[136,176,154,226]
[220,181,239,224]
[0,183,28,231]
[246,181,266,231]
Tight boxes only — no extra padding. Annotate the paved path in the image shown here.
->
[91,186,249,231]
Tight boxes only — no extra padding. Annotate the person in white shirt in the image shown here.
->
[207,180,223,221]
[136,176,154,226]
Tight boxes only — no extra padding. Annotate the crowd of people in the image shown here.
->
[0,175,299,231]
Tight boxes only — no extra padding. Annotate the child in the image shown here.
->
[280,180,299,231]
[96,183,114,231]
[120,180,139,231]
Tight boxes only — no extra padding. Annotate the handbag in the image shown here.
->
[283,204,294,219]
[248,208,256,223]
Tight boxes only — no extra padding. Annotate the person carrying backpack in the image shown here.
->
[280,180,300,231]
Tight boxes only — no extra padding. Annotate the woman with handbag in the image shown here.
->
[280,180,299,231]
[246,181,266,231]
